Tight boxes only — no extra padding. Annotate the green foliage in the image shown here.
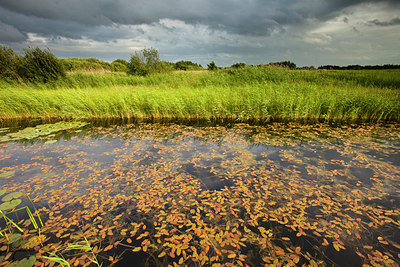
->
[207,61,218,71]
[111,59,129,72]
[18,47,65,83]
[0,46,22,81]
[0,67,399,124]
[60,58,114,72]
[127,47,162,76]
[269,61,297,69]
[175,60,203,71]
[231,62,248,69]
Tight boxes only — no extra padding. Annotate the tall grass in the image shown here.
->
[1,67,399,125]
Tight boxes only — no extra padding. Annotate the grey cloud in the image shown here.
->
[369,17,400,26]
[2,0,399,38]
[0,21,27,42]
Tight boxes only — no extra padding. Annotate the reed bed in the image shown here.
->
[1,67,399,125]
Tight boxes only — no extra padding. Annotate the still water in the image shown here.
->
[0,122,399,266]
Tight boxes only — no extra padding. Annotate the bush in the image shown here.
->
[269,61,297,69]
[127,48,160,76]
[60,58,114,72]
[158,61,175,73]
[127,48,173,76]
[207,61,218,71]
[112,59,129,72]
[0,46,22,81]
[18,47,65,83]
[175,61,203,71]
[231,62,248,69]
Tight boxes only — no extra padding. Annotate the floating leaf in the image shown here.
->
[21,235,46,249]
[0,171,15,179]
[0,199,22,210]
[2,192,23,202]
[132,247,141,252]
[44,140,57,145]
[8,233,22,244]
[0,189,6,196]
[103,245,113,251]
[9,255,36,267]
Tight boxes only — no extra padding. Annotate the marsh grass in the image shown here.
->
[1,67,399,125]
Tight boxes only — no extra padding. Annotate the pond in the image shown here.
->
[0,122,399,266]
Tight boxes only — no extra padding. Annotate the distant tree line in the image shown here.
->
[317,64,400,70]
[2,45,400,84]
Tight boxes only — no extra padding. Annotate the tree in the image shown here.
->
[207,61,218,71]
[0,46,21,81]
[127,48,160,76]
[18,47,65,83]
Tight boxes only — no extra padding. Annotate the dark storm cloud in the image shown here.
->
[0,21,26,42]
[369,17,400,26]
[1,0,399,38]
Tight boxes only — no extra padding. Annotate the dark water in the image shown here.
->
[0,123,399,266]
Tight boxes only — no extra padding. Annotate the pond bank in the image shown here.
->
[1,68,400,127]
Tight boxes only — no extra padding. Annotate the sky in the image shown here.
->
[0,0,399,67]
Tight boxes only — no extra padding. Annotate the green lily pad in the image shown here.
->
[0,121,89,143]
[0,199,22,210]
[2,192,23,202]
[0,189,6,196]
[7,233,22,244]
[44,140,58,145]
[0,171,15,178]
[9,255,36,267]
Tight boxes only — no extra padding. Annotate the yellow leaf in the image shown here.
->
[228,253,236,258]
[158,251,166,258]
[103,245,113,251]
[132,247,141,252]
[333,243,340,252]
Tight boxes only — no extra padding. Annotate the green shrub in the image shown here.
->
[18,47,65,83]
[111,59,129,72]
[127,52,149,76]
[269,61,297,69]
[158,61,175,73]
[0,46,22,81]
[127,48,171,76]
[231,62,248,69]
[175,61,203,71]
[207,61,218,71]
[60,58,113,72]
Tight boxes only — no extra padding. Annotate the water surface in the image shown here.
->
[0,123,399,266]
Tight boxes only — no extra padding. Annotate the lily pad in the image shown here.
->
[7,233,22,244]
[0,171,15,178]
[44,140,58,145]
[0,121,89,143]
[0,189,6,196]
[0,199,22,210]
[21,235,47,249]
[2,192,23,202]
[9,255,36,267]
[0,128,9,133]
